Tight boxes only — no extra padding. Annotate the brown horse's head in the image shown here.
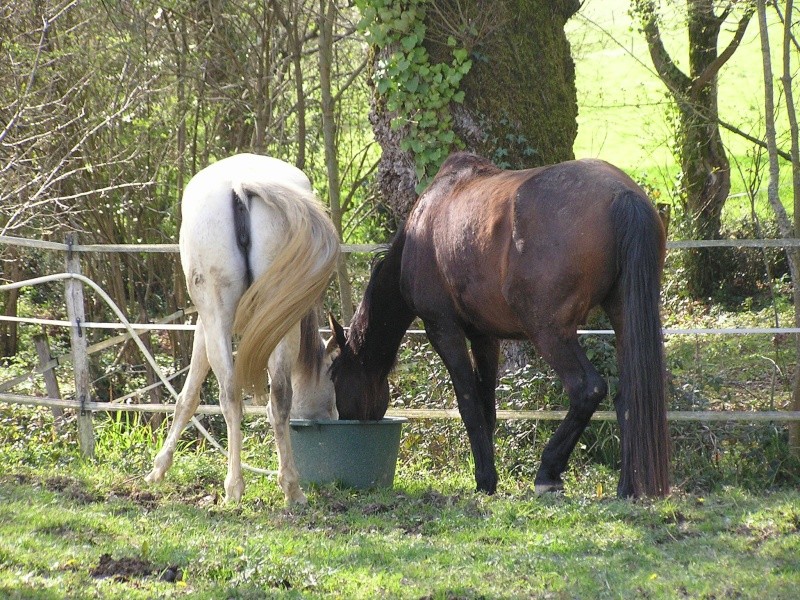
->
[328,314,390,421]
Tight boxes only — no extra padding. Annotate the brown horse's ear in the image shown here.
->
[328,312,347,350]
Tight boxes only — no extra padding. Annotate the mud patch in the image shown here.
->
[115,488,160,509]
[128,489,160,509]
[90,553,182,583]
[45,476,103,504]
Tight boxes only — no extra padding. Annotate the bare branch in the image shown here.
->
[633,0,692,93]
[691,6,755,94]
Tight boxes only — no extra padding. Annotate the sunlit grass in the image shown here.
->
[1,416,799,599]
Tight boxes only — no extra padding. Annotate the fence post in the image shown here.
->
[33,332,64,423]
[64,233,95,458]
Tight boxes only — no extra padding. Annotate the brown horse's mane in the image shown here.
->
[334,228,414,379]
[346,252,390,356]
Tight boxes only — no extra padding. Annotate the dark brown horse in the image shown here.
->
[330,152,670,498]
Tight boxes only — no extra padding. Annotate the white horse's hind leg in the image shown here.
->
[146,318,211,484]
[221,393,245,504]
[200,317,245,504]
[269,381,306,505]
[268,335,307,505]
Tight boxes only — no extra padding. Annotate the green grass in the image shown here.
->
[1,405,799,599]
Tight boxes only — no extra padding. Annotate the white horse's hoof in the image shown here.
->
[144,470,162,484]
[285,489,308,506]
[145,453,173,484]
[224,476,245,504]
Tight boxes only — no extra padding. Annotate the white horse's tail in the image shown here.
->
[232,179,339,397]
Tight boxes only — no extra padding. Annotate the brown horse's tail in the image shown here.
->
[232,179,339,397]
[611,190,670,497]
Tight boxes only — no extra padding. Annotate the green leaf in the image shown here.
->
[401,34,418,51]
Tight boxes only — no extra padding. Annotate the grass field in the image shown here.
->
[1,405,799,600]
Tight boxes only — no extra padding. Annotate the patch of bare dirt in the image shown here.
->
[45,475,103,504]
[90,553,182,583]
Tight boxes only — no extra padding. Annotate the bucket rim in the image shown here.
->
[289,416,408,427]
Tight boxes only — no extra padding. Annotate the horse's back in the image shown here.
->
[400,156,529,336]
[184,154,311,196]
[401,154,660,337]
[180,154,311,300]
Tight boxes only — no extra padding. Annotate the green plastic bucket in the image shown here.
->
[289,417,407,489]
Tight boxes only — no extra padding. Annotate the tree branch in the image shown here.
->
[719,117,793,161]
[691,6,755,95]
[773,1,800,53]
[634,0,692,93]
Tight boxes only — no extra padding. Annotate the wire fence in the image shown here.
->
[2,232,800,458]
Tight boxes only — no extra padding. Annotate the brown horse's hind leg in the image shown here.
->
[468,333,500,441]
[529,331,607,494]
[425,320,498,494]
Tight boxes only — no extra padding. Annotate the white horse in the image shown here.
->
[145,153,340,504]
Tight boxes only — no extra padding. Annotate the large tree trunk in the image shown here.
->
[679,1,733,298]
[366,0,580,373]
[369,0,580,220]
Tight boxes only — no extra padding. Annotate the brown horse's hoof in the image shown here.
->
[476,475,498,495]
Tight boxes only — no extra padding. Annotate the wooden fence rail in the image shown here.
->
[2,233,800,459]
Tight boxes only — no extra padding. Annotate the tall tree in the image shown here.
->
[357,0,580,370]
[633,0,755,298]
[360,0,580,220]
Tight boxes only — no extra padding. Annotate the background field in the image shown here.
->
[567,0,794,220]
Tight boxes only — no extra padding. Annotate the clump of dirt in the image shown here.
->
[105,482,163,510]
[90,553,182,583]
[45,476,103,504]
[90,553,153,581]
[128,489,160,509]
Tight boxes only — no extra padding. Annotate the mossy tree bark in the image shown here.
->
[365,0,580,371]
[368,0,580,220]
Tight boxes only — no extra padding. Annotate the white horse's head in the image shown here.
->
[287,335,339,421]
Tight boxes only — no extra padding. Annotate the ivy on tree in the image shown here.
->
[356,0,472,192]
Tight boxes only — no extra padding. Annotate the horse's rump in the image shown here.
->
[232,178,339,396]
